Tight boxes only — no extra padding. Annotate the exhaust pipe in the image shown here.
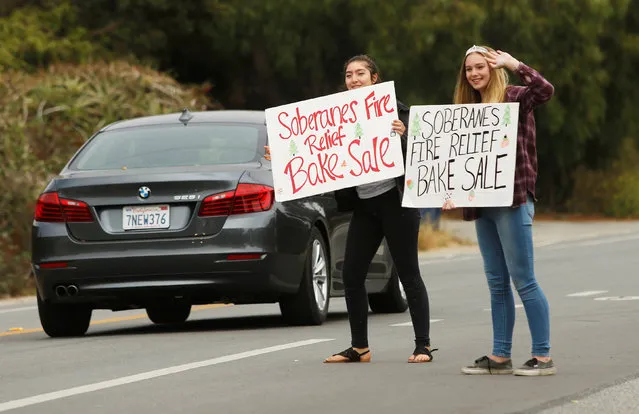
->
[55,285,68,297]
[66,285,79,296]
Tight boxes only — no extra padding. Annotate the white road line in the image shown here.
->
[578,234,639,247]
[594,296,639,301]
[0,306,36,315]
[419,256,476,265]
[540,243,572,251]
[566,290,608,297]
[483,304,524,311]
[535,240,561,247]
[390,319,443,327]
[0,338,333,412]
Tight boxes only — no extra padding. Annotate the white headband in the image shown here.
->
[465,45,489,56]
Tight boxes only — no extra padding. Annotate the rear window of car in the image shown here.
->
[69,123,262,170]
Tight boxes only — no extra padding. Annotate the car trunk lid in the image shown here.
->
[54,165,251,242]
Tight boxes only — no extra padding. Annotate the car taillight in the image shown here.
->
[34,193,64,222]
[232,184,274,214]
[199,184,274,217]
[198,190,235,216]
[34,192,94,223]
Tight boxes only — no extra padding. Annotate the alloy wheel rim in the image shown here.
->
[311,239,328,312]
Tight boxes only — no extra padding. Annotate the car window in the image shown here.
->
[70,124,262,170]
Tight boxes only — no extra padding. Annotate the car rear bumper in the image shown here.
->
[32,219,307,308]
[33,253,300,308]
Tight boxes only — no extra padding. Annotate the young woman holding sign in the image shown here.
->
[267,55,435,363]
[448,45,556,376]
[323,55,434,364]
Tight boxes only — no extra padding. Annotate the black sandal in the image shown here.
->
[409,345,438,363]
[324,347,371,363]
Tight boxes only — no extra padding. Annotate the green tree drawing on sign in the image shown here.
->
[410,113,421,137]
[354,122,363,139]
[502,105,511,127]
[289,140,298,156]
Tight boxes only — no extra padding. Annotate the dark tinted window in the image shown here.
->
[70,124,261,170]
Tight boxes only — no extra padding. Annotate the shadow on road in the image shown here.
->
[83,310,351,338]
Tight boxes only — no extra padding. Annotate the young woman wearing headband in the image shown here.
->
[450,45,556,376]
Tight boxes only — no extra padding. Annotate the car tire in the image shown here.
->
[368,265,408,313]
[146,302,192,325]
[279,227,331,326]
[37,293,92,337]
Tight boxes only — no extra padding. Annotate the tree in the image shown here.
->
[354,122,363,139]
[502,105,511,127]
[68,0,358,109]
[289,140,298,156]
[477,0,627,206]
[0,2,105,71]
[2,0,638,211]
[410,113,421,137]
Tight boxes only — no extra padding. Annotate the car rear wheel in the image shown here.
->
[368,265,408,313]
[146,301,192,324]
[279,227,330,325]
[37,292,92,337]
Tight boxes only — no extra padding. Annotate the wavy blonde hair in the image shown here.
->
[453,46,509,104]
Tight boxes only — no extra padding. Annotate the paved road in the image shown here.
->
[1,221,638,414]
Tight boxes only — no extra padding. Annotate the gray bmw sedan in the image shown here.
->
[31,109,407,337]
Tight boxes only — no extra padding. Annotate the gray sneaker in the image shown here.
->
[461,355,513,375]
[513,358,557,376]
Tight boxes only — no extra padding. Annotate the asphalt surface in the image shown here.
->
[1,220,638,414]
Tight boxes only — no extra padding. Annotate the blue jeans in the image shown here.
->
[475,196,550,357]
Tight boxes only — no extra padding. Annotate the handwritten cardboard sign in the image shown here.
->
[401,103,519,208]
[265,82,405,202]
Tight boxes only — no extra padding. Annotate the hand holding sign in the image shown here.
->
[391,119,406,137]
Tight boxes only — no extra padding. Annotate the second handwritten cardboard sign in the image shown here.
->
[402,103,519,208]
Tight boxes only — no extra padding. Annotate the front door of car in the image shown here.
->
[317,192,350,295]
[323,194,393,296]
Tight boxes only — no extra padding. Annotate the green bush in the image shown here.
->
[0,2,104,72]
[568,139,639,218]
[608,170,639,217]
[0,61,217,296]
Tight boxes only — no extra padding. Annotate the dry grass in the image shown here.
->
[417,222,474,251]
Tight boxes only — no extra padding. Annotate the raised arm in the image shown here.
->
[485,50,554,112]
[511,62,555,112]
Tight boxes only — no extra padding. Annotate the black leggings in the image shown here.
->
[343,188,431,348]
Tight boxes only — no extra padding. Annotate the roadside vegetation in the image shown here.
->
[418,223,474,252]
[1,0,637,296]
[0,62,214,297]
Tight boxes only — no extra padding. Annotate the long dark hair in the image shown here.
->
[343,54,383,86]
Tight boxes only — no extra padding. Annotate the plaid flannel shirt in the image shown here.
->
[463,62,555,221]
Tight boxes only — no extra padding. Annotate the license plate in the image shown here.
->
[122,205,170,230]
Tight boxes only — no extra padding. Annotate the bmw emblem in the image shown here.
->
[138,186,151,199]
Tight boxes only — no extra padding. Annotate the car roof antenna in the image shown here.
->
[179,108,194,126]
